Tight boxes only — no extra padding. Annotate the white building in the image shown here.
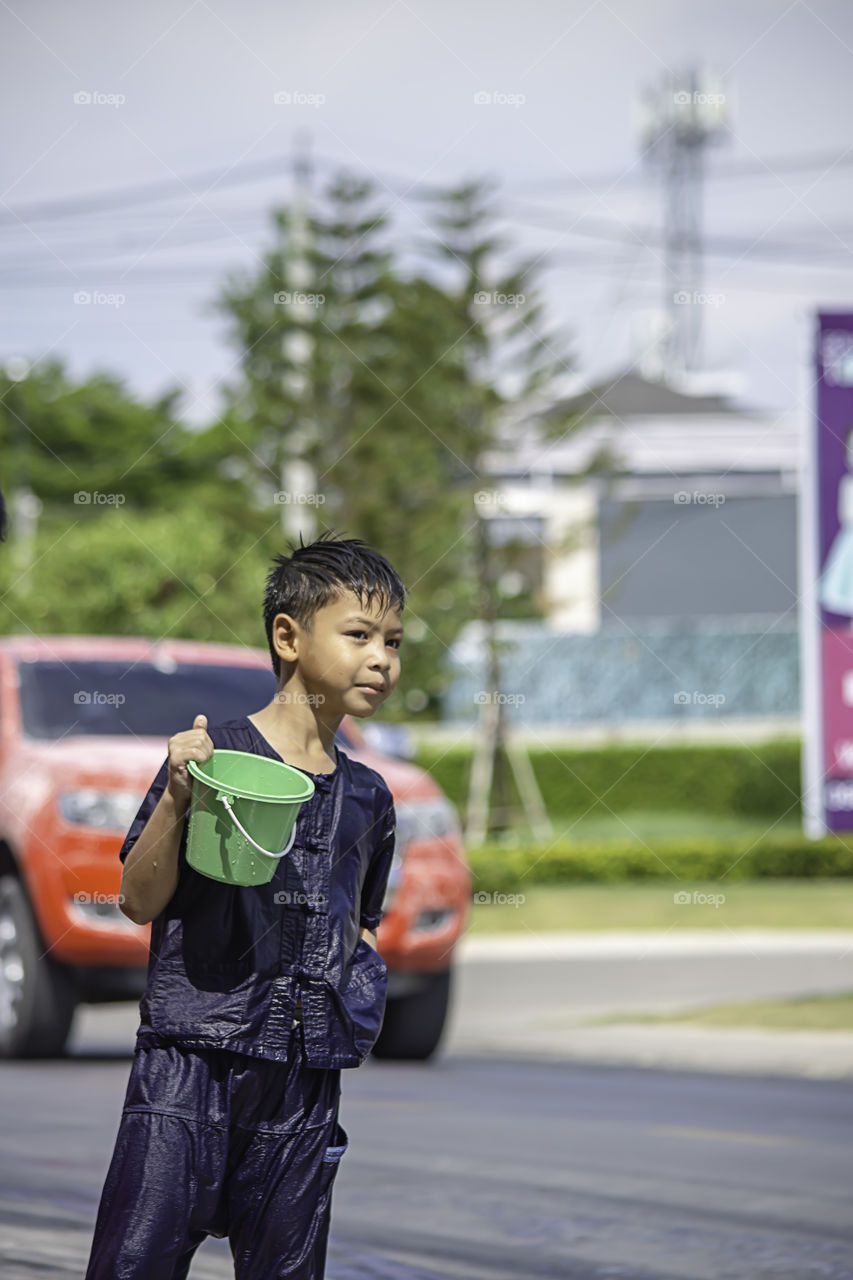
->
[479,368,800,633]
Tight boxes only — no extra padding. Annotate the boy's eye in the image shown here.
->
[347,630,402,649]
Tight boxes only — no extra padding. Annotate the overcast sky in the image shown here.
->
[1,0,852,424]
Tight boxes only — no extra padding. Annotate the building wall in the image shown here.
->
[463,403,803,725]
[442,619,799,725]
[599,492,798,625]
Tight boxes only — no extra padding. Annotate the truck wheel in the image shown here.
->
[372,969,452,1061]
[0,876,77,1058]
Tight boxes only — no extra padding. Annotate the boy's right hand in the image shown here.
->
[167,714,214,810]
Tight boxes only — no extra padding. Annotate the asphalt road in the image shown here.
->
[1,1048,852,1279]
[1,944,852,1279]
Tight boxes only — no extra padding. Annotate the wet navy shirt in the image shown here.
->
[119,716,396,1069]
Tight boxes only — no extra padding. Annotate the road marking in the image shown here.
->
[653,1125,797,1146]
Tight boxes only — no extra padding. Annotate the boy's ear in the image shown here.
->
[272,612,301,664]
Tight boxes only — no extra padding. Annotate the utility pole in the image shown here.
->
[464,490,553,847]
[637,68,731,381]
[279,130,318,542]
[465,493,508,845]
[5,357,41,590]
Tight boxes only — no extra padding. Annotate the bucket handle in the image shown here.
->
[217,793,299,860]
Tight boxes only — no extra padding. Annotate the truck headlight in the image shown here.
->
[59,790,141,831]
[394,798,460,847]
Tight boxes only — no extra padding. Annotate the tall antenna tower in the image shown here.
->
[637,68,731,381]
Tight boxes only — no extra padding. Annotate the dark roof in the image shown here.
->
[547,369,740,422]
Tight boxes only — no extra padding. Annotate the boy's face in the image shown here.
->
[275,589,403,718]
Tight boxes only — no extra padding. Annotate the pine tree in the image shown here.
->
[212,170,475,715]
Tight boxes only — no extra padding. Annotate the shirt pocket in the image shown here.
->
[143,956,254,1040]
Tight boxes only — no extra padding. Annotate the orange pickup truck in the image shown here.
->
[0,636,471,1060]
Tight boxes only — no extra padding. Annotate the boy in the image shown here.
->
[85,532,406,1279]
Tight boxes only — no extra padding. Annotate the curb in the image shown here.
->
[446,1024,853,1081]
[457,929,853,960]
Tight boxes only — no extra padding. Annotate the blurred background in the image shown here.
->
[1,4,853,1278]
[1,0,849,856]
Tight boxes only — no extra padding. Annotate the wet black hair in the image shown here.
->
[263,530,407,679]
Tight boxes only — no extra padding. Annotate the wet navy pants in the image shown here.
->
[84,1024,346,1279]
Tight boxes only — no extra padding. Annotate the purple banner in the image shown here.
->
[815,312,853,829]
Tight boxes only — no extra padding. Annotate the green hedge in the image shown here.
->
[416,741,803,820]
[467,832,853,891]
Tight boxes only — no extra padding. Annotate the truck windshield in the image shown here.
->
[17,659,278,739]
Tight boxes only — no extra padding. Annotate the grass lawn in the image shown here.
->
[584,993,853,1032]
[517,809,804,844]
[466,879,853,933]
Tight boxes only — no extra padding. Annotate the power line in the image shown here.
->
[499,205,853,266]
[1,209,848,280]
[0,155,298,227]
[1,243,851,291]
[508,146,853,193]
[1,144,850,230]
[1,167,850,276]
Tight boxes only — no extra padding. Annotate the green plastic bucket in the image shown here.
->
[185,750,315,886]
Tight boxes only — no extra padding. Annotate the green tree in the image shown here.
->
[211,172,480,717]
[0,357,276,642]
[0,506,277,645]
[0,358,211,510]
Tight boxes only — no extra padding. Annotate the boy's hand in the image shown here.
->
[167,713,214,811]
